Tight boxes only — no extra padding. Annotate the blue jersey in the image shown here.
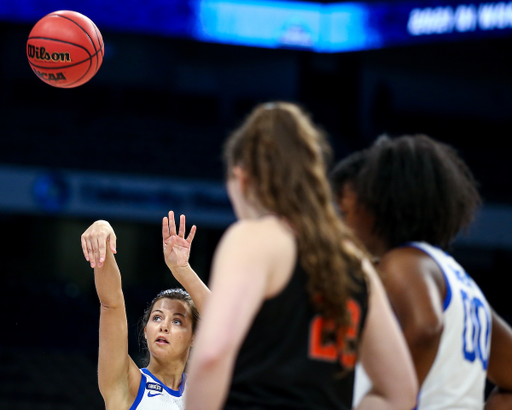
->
[129,368,185,410]
[354,242,491,410]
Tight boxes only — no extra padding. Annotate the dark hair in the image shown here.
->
[330,149,369,201]
[138,288,199,366]
[333,134,481,250]
[223,101,365,329]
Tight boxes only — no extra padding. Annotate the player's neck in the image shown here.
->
[366,236,389,259]
[240,202,271,220]
[146,358,186,391]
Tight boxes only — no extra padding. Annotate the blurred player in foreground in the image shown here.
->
[185,102,417,410]
[331,135,512,410]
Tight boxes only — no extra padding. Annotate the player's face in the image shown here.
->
[336,183,377,252]
[145,298,194,362]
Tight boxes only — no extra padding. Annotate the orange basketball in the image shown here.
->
[27,11,104,88]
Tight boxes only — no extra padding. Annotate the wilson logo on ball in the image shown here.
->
[27,44,72,63]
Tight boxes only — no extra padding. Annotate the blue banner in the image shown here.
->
[0,164,235,227]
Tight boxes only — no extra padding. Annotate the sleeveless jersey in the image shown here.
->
[225,259,368,410]
[353,242,491,410]
[129,368,185,410]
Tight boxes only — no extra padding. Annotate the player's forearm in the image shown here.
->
[357,388,417,410]
[356,394,398,410]
[169,264,210,314]
[94,249,124,308]
[485,387,512,410]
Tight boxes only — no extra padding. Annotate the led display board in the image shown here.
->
[2,0,512,52]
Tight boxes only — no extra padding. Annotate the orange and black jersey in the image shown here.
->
[225,259,368,410]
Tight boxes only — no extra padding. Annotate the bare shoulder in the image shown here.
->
[221,216,295,254]
[380,247,442,280]
[379,246,446,300]
[218,216,296,297]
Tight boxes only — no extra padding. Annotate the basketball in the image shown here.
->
[26,11,104,88]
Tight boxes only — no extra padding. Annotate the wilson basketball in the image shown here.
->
[27,11,104,88]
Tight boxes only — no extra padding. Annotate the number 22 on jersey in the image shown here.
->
[308,299,361,369]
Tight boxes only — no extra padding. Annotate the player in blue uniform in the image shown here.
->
[185,102,418,410]
[330,134,512,410]
[81,211,209,410]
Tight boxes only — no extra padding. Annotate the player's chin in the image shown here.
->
[151,344,172,356]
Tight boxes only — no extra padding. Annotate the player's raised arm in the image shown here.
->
[81,221,140,409]
[162,211,210,314]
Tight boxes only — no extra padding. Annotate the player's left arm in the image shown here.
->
[378,247,445,387]
[162,211,210,314]
[484,309,512,410]
[184,221,276,410]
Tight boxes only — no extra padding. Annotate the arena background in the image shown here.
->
[1,0,512,408]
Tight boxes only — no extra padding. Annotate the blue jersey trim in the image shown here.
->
[442,275,452,311]
[141,368,185,397]
[401,242,452,311]
[412,391,420,410]
[129,373,147,410]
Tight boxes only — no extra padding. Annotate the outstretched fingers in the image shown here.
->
[162,216,171,242]
[164,211,195,244]
[186,225,197,244]
[178,214,186,238]
[169,210,177,237]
